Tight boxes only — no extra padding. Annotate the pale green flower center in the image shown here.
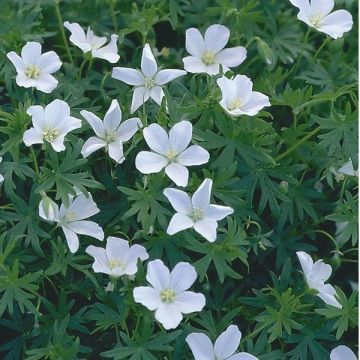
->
[160,288,176,303]
[202,52,216,66]
[310,13,323,28]
[191,207,203,221]
[228,98,242,111]
[63,211,76,222]
[165,149,178,161]
[105,130,116,143]
[42,128,58,142]
[144,77,155,89]
[109,258,124,270]
[25,64,41,79]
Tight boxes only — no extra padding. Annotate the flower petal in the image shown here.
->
[216,46,247,68]
[108,141,125,163]
[67,193,100,220]
[170,262,197,292]
[177,145,209,166]
[86,245,111,274]
[185,28,205,57]
[311,0,334,16]
[163,188,192,214]
[21,42,42,64]
[37,51,62,73]
[317,284,342,308]
[169,120,193,153]
[111,67,144,85]
[330,345,357,360]
[34,74,58,93]
[50,135,66,152]
[154,69,187,85]
[167,213,194,235]
[23,128,43,147]
[155,303,183,329]
[165,163,189,187]
[204,204,233,221]
[149,86,165,106]
[204,24,229,53]
[131,86,150,113]
[192,178,213,209]
[7,51,25,72]
[183,56,207,74]
[143,123,170,154]
[194,218,218,242]
[106,236,129,258]
[81,137,106,158]
[241,91,270,116]
[81,110,105,138]
[214,325,241,359]
[141,43,157,78]
[63,21,91,52]
[133,286,161,310]
[146,259,171,290]
[104,99,121,131]
[122,244,149,275]
[320,10,353,39]
[67,220,104,241]
[92,34,120,63]
[175,291,206,314]
[186,333,215,360]
[227,354,259,360]
[135,151,168,174]
[61,226,80,253]
[296,251,314,276]
[311,260,332,283]
[116,118,142,142]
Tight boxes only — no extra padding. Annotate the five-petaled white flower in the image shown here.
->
[183,24,247,76]
[289,0,353,39]
[23,99,82,152]
[296,251,341,308]
[163,178,234,242]
[338,158,358,177]
[86,237,149,277]
[133,259,205,330]
[217,75,270,117]
[135,120,209,187]
[186,325,258,360]
[112,43,186,113]
[7,41,62,93]
[64,21,120,63]
[39,192,104,253]
[81,99,142,163]
[330,345,357,360]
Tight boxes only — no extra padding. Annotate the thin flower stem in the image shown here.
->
[108,0,118,32]
[303,229,339,250]
[275,126,321,162]
[78,58,87,79]
[30,146,40,178]
[313,36,330,61]
[55,0,74,64]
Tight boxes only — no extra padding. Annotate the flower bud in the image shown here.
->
[39,193,58,222]
[256,38,275,68]
[279,181,289,194]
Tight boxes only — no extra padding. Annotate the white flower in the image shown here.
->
[63,21,120,63]
[0,157,4,183]
[338,158,358,177]
[296,251,341,308]
[163,178,233,242]
[81,99,142,163]
[7,41,62,93]
[135,120,209,187]
[112,43,186,113]
[289,0,353,39]
[23,99,82,152]
[39,192,104,253]
[133,259,205,330]
[216,75,270,117]
[186,325,258,360]
[86,237,148,277]
[183,24,247,76]
[330,345,357,360]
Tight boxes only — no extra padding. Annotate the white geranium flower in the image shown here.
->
[135,120,209,187]
[0,157,4,183]
[39,192,104,253]
[338,158,358,177]
[216,75,270,117]
[183,24,247,76]
[186,325,258,360]
[330,345,357,360]
[86,237,148,277]
[296,251,341,308]
[112,43,186,113]
[81,99,142,163]
[23,99,82,152]
[64,21,120,63]
[289,0,353,39]
[133,259,205,330]
[163,178,233,242]
[7,41,62,93]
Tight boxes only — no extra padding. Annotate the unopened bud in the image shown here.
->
[279,181,289,194]
[256,38,275,68]
[39,193,58,222]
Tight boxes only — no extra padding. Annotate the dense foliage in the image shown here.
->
[0,0,358,359]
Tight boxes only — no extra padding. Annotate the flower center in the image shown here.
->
[105,130,116,143]
[42,128,58,142]
[144,77,154,89]
[191,207,203,221]
[109,258,124,270]
[165,149,178,161]
[160,288,176,303]
[310,13,323,28]
[202,52,216,66]
[25,64,41,79]
[228,98,243,111]
[63,211,76,223]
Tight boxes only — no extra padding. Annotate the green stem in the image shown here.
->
[108,0,118,32]
[313,37,330,61]
[78,58,87,79]
[30,146,40,178]
[303,229,338,250]
[55,0,74,64]
[275,126,321,162]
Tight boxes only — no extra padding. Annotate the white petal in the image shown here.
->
[141,43,157,78]
[233,75,254,104]
[183,56,207,74]
[44,99,70,128]
[167,213,194,235]
[311,260,332,283]
[85,245,111,274]
[7,51,25,72]
[194,219,218,242]
[133,286,161,311]
[67,193,100,220]
[86,27,106,49]
[58,116,82,135]
[170,262,197,292]
[21,42,42,64]
[155,303,183,330]
[106,236,129,257]
[34,74,58,93]
[163,188,192,214]
[130,86,149,113]
[67,220,104,241]
[214,325,241,359]
[169,120,193,153]
[63,21,91,52]
[122,244,149,275]
[205,63,220,75]
[227,354,259,360]
[143,123,170,154]
[27,105,46,132]
[311,0,334,16]
[165,163,189,187]
[330,345,357,360]
[61,226,80,253]
[192,178,212,209]
[135,151,168,174]
[108,141,125,163]
[240,91,270,116]
[154,69,187,85]
[320,10,353,39]
[50,135,66,152]
[338,159,357,176]
[81,110,105,138]
[104,99,121,131]
[204,24,229,53]
[149,86,165,106]
[186,333,215,360]
[185,28,205,57]
[39,198,59,222]
[37,51,62,73]
[177,145,209,166]
[116,118,142,142]
[81,137,106,158]
[296,251,314,276]
[92,34,120,63]
[216,46,247,68]
[111,67,144,85]
[204,204,233,221]
[15,73,36,88]
[146,259,171,290]
[175,291,206,314]
[317,284,342,308]
[23,128,43,146]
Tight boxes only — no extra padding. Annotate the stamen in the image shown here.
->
[202,52,216,66]
[25,64,41,79]
[165,149,178,161]
[160,288,176,303]
[42,128,58,142]
[191,207,203,221]
[228,98,242,111]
